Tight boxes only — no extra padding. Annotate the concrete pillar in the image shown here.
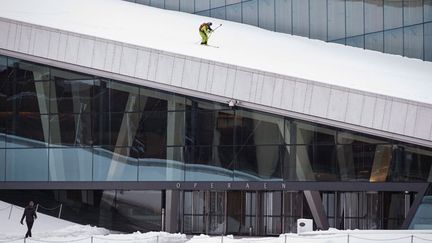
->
[165,190,180,233]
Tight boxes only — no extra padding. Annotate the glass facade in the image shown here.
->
[1,54,432,183]
[124,0,432,61]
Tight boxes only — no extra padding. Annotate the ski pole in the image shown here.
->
[208,24,222,39]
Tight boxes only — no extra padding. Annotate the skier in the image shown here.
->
[199,22,213,45]
[20,201,37,238]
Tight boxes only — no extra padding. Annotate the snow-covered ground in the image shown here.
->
[0,0,431,104]
[3,200,432,243]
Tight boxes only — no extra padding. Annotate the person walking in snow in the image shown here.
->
[20,201,37,238]
[199,22,213,45]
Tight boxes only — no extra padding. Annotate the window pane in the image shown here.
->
[180,0,194,13]
[384,28,403,55]
[51,79,93,113]
[0,149,4,181]
[258,0,275,31]
[425,23,432,61]
[8,58,49,81]
[312,145,339,181]
[404,24,424,59]
[389,145,432,182]
[292,0,309,37]
[337,144,372,181]
[365,0,384,33]
[196,0,210,12]
[134,111,169,154]
[346,36,365,48]
[211,5,226,19]
[49,148,92,181]
[186,110,234,146]
[185,146,234,181]
[109,81,140,112]
[6,148,48,181]
[150,0,164,8]
[275,0,292,34]
[242,0,258,26]
[310,0,327,41]
[234,145,282,181]
[365,31,384,52]
[7,114,49,148]
[93,147,138,181]
[0,55,8,113]
[328,0,346,41]
[140,88,185,111]
[50,114,92,146]
[226,3,241,22]
[93,112,141,146]
[404,0,423,25]
[346,0,364,37]
[426,0,432,22]
[139,146,185,181]
[235,109,284,146]
[165,0,179,11]
[384,0,403,29]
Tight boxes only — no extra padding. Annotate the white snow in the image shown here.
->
[3,200,432,243]
[0,0,431,104]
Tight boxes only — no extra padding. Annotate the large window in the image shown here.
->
[0,54,431,182]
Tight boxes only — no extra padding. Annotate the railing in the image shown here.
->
[1,233,432,243]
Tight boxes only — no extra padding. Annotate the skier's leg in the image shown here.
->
[26,220,34,237]
[199,31,207,44]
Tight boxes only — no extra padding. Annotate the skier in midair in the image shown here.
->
[199,22,213,45]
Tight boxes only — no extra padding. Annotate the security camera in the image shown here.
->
[228,100,235,107]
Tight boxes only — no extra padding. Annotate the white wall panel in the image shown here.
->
[292,81,308,112]
[103,43,115,72]
[92,40,107,70]
[18,25,32,53]
[134,49,151,79]
[111,44,122,73]
[205,64,215,92]
[327,88,348,121]
[272,78,284,107]
[280,79,296,110]
[0,21,9,49]
[224,67,237,97]
[372,97,386,130]
[414,106,432,140]
[261,75,276,106]
[171,56,185,87]
[6,23,17,51]
[249,73,260,102]
[33,29,50,58]
[120,46,138,77]
[233,69,252,101]
[388,101,408,134]
[77,38,94,68]
[210,65,228,95]
[182,59,200,89]
[56,33,68,61]
[147,51,159,81]
[155,54,174,84]
[64,35,80,64]
[345,92,364,124]
[404,104,418,137]
[47,31,60,60]
[197,62,210,91]
[360,95,376,127]
[381,99,393,131]
[309,85,331,117]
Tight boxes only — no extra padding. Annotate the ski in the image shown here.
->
[199,44,219,48]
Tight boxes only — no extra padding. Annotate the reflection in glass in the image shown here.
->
[385,29,403,55]
[7,114,49,148]
[49,114,92,146]
[404,24,424,59]
[310,0,327,41]
[49,148,92,181]
[426,23,432,61]
[0,149,4,181]
[292,0,309,37]
[51,80,93,114]
[328,0,346,41]
[275,0,291,33]
[258,0,275,31]
[242,0,258,26]
[139,146,184,181]
[185,146,233,181]
[93,147,138,181]
[6,148,48,181]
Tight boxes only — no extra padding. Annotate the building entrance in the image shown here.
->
[182,191,304,236]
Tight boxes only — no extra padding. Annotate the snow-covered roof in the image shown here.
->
[0,0,431,104]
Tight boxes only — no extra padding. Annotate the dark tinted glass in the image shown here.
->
[93,112,140,146]
[7,114,49,148]
[51,79,93,113]
[50,114,92,146]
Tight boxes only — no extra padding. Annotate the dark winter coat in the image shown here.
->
[21,206,37,222]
